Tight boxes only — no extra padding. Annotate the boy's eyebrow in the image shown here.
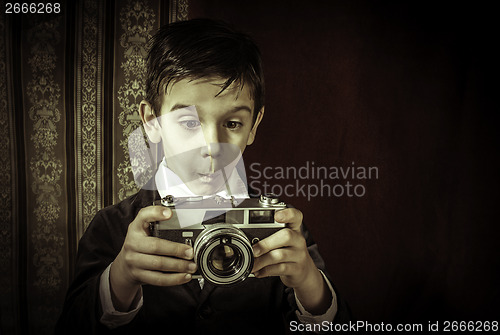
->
[170,104,194,112]
[228,106,252,114]
[169,104,252,114]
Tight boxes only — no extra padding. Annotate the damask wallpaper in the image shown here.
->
[113,0,158,202]
[22,11,67,333]
[0,0,188,333]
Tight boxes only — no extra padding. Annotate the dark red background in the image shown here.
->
[190,0,499,322]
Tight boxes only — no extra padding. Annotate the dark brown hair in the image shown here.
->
[145,18,265,122]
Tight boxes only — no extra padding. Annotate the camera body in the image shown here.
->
[150,194,286,286]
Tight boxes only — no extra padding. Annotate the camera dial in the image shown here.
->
[259,194,280,206]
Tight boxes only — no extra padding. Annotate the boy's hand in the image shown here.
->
[109,206,197,311]
[251,208,332,315]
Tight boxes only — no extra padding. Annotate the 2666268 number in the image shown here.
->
[443,321,498,332]
[5,3,61,14]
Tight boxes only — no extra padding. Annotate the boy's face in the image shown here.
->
[142,77,263,195]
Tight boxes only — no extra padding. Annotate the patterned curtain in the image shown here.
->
[0,0,188,333]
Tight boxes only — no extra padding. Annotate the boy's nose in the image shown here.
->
[201,143,223,158]
[200,127,223,158]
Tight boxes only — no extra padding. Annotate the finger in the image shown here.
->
[134,237,194,260]
[252,248,295,273]
[254,263,295,278]
[274,208,303,231]
[129,206,172,235]
[136,270,193,287]
[252,228,302,257]
[127,253,197,274]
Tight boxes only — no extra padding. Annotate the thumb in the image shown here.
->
[275,208,303,232]
[130,205,172,235]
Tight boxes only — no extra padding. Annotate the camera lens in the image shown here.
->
[194,224,253,286]
[210,244,238,272]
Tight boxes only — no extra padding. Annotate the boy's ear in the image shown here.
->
[139,100,162,143]
[247,106,265,146]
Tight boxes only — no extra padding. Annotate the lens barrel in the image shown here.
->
[194,224,253,286]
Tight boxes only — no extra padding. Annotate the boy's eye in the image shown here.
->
[225,121,242,129]
[180,120,201,129]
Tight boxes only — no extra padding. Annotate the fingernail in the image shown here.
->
[253,271,260,277]
[163,209,171,218]
[188,263,197,273]
[185,273,192,280]
[185,248,193,258]
[253,246,261,257]
[275,211,284,221]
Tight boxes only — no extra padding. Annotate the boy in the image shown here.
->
[56,19,350,334]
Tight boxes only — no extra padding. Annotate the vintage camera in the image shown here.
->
[150,194,286,287]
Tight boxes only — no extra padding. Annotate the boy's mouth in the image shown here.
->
[197,172,221,183]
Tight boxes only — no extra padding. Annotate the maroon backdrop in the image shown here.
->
[189,0,499,322]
